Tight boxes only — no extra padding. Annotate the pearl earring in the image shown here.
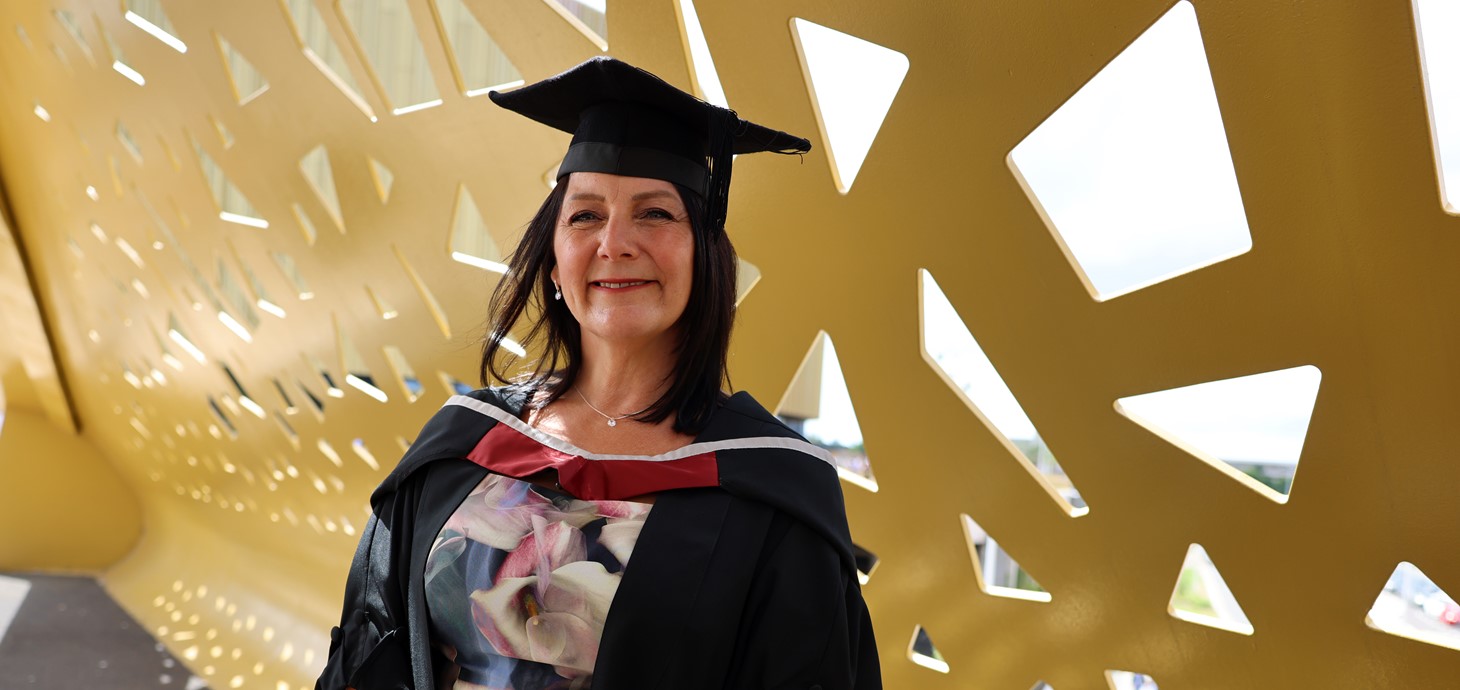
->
[553,283,562,301]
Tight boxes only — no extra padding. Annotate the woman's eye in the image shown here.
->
[642,208,674,220]
[568,211,600,224]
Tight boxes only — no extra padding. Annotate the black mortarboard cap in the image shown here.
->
[489,57,811,234]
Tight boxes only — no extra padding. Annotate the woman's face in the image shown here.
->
[551,172,695,350]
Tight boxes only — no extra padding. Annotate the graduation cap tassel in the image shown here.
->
[706,107,739,236]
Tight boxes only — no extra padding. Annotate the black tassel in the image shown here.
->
[705,107,739,235]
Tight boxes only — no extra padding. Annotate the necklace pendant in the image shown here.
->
[607,419,617,427]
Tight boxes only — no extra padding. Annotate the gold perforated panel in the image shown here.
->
[0,1,1458,688]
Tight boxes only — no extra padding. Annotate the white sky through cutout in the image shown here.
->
[775,331,877,492]
[921,270,1088,516]
[1168,543,1254,635]
[1415,0,1460,213]
[1116,365,1320,503]
[677,0,727,108]
[791,18,908,193]
[1010,0,1250,300]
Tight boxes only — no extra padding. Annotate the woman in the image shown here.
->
[316,57,880,690]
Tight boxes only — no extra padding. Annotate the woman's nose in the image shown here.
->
[597,213,638,259]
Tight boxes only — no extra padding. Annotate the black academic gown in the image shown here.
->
[316,387,880,690]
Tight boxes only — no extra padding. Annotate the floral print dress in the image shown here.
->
[424,473,651,690]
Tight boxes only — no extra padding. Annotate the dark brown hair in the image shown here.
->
[479,178,737,434]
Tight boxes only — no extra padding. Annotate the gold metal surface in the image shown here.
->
[0,0,1457,688]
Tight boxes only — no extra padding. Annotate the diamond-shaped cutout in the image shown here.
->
[1115,365,1321,504]
[543,0,607,50]
[338,0,442,115]
[1168,543,1254,635]
[774,331,878,492]
[1414,0,1460,213]
[193,139,266,228]
[300,145,344,232]
[960,513,1050,602]
[215,34,269,105]
[124,0,186,53]
[920,270,1088,517]
[1106,670,1159,690]
[1367,561,1460,651]
[907,625,948,674]
[791,17,908,194]
[433,0,523,96]
[850,542,878,586]
[1032,682,1055,690]
[448,184,506,273]
[1009,0,1250,300]
[279,0,375,121]
[675,0,727,107]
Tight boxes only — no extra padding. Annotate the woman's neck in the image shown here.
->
[571,333,678,416]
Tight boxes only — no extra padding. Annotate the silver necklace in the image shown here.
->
[576,388,652,427]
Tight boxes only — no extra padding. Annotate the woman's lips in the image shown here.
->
[589,280,654,290]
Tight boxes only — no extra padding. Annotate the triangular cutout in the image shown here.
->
[338,0,442,115]
[734,258,760,306]
[850,542,879,585]
[116,121,142,163]
[448,184,506,273]
[774,331,878,492]
[790,17,908,193]
[1168,543,1254,635]
[279,0,376,121]
[920,269,1088,517]
[394,245,452,339]
[382,345,423,403]
[215,34,269,105]
[364,284,398,320]
[1115,365,1321,504]
[959,514,1050,602]
[675,0,728,107]
[1413,0,1460,213]
[542,0,608,50]
[433,0,524,96]
[438,371,475,396]
[368,157,394,203]
[210,115,235,150]
[334,315,387,403]
[1106,670,1159,690]
[300,145,345,232]
[98,18,145,86]
[193,139,266,228]
[1031,683,1055,690]
[54,10,93,65]
[1367,561,1460,651]
[1009,1,1251,300]
[124,0,186,53]
[906,625,949,674]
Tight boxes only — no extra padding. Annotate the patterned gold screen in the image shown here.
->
[0,0,1458,688]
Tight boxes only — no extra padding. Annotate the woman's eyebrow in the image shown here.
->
[566,192,605,202]
[631,190,678,202]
